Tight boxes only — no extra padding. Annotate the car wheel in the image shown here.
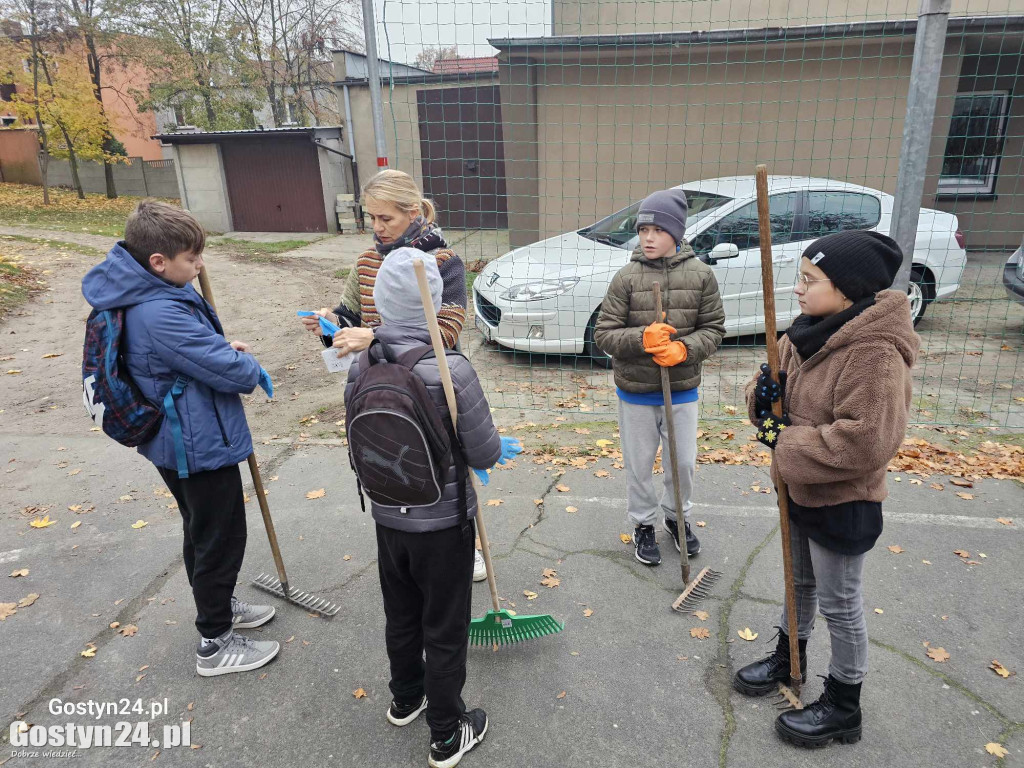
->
[583,309,613,369]
[908,266,935,325]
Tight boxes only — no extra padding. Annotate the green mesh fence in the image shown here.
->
[355,0,1023,429]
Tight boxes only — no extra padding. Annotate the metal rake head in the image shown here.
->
[671,567,722,613]
[774,682,804,710]
[252,573,340,617]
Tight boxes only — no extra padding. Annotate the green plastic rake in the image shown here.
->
[414,261,564,647]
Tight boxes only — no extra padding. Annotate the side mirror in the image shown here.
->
[710,243,740,260]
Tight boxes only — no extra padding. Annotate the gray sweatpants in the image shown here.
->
[618,398,698,528]
[780,518,869,684]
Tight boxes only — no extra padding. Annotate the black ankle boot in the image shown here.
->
[733,631,808,696]
[775,675,862,748]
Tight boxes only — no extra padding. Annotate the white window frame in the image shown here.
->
[938,90,1011,196]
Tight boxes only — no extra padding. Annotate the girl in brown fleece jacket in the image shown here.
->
[734,230,920,749]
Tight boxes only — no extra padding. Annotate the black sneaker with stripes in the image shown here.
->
[387,695,427,727]
[428,709,488,768]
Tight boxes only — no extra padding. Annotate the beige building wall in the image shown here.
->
[173,144,232,234]
[508,38,921,243]
[554,0,1024,36]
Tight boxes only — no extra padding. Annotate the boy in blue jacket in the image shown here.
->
[82,200,280,677]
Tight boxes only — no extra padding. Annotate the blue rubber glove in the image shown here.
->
[297,310,341,337]
[497,436,523,465]
[472,468,490,486]
[258,367,274,398]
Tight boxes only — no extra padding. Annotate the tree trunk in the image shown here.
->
[84,34,117,198]
[38,152,50,206]
[28,9,50,206]
[203,92,216,128]
[65,140,85,199]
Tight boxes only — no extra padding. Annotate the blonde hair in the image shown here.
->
[362,169,436,224]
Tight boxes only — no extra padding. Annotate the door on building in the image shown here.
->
[221,137,328,232]
[417,85,508,229]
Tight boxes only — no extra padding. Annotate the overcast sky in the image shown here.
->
[371,0,551,63]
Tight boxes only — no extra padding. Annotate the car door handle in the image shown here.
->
[772,254,794,264]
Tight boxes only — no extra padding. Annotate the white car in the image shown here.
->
[473,176,966,366]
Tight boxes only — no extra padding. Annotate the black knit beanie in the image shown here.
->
[802,230,903,301]
[635,189,689,245]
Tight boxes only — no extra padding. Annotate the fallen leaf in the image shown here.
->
[306,488,326,499]
[119,624,139,637]
[723,405,737,415]
[573,428,590,435]
[594,470,610,478]
[996,517,1013,526]
[565,506,578,513]
[542,567,558,578]
[80,643,97,658]
[533,498,544,506]
[486,499,504,506]
[68,468,81,476]
[118,495,133,501]
[922,560,932,565]
[595,439,614,448]
[926,646,950,663]
[737,627,758,641]
[887,545,904,554]
[6,369,22,375]
[690,627,710,639]
[343,555,352,561]
[523,590,538,600]
[693,610,709,621]
[909,479,922,486]
[990,660,1013,678]
[110,621,120,629]
[950,477,973,488]
[583,608,594,617]
[187,702,194,711]
[556,691,566,699]
[695,521,706,528]
[352,688,367,699]
[555,484,570,492]
[139,665,149,672]
[0,603,17,620]
[874,608,884,614]
[9,568,29,578]
[930,483,944,491]
[955,492,974,500]
[540,577,561,588]
[70,521,81,530]
[30,515,56,529]
[136,674,147,682]
[131,520,148,529]
[985,743,1008,758]
[285,635,295,643]
[954,549,970,558]
[18,593,38,608]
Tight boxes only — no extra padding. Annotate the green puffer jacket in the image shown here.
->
[594,244,726,393]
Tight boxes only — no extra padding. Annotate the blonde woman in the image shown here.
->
[302,169,467,353]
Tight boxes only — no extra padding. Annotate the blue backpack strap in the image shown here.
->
[162,375,191,478]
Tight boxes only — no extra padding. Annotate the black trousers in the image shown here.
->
[376,523,474,741]
[158,464,247,638]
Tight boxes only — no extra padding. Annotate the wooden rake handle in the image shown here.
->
[413,260,501,613]
[754,165,802,690]
[197,266,290,595]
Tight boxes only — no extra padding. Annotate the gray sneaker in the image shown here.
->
[231,595,275,629]
[196,630,280,677]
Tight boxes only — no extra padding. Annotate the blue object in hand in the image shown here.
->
[497,436,523,465]
[472,467,490,486]
[258,367,274,398]
[297,310,341,337]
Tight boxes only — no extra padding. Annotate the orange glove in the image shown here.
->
[653,340,688,367]
[643,322,676,353]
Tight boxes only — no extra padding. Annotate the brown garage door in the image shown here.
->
[417,85,508,229]
[221,137,327,232]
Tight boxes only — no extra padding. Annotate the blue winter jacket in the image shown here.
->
[82,243,260,474]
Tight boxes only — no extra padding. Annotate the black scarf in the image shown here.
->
[374,216,448,255]
[785,296,876,360]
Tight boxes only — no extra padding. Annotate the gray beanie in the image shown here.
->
[373,247,442,327]
[635,188,689,245]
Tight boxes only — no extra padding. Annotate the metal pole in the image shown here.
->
[360,0,390,171]
[890,0,951,293]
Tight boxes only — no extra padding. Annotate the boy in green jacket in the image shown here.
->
[594,189,726,567]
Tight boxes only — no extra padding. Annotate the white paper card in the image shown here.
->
[322,347,355,374]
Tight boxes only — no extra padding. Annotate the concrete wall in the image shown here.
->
[46,157,179,199]
[0,128,42,184]
[173,144,232,233]
[553,0,1024,36]
[927,37,1024,250]
[314,134,351,234]
[500,38,919,245]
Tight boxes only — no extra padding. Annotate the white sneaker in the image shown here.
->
[473,550,487,582]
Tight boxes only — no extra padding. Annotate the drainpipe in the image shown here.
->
[342,84,364,230]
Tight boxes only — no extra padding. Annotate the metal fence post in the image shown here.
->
[890,0,952,292]
[360,0,390,171]
[141,158,150,197]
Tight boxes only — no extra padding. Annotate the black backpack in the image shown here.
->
[345,340,467,519]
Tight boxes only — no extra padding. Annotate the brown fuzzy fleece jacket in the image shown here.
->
[745,290,920,507]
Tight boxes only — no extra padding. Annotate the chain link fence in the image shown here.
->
[346,0,1024,428]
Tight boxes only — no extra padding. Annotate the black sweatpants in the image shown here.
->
[158,464,247,638]
[376,522,474,742]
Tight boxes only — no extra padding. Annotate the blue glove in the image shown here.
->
[497,436,523,465]
[258,367,274,398]
[472,468,490,486]
[297,310,341,337]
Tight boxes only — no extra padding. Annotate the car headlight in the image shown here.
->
[1017,251,1024,279]
[500,277,581,302]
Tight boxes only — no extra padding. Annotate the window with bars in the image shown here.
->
[939,91,1011,196]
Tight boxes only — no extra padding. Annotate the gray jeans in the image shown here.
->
[780,518,869,684]
[618,399,697,528]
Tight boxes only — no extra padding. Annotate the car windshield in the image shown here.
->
[579,191,733,249]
